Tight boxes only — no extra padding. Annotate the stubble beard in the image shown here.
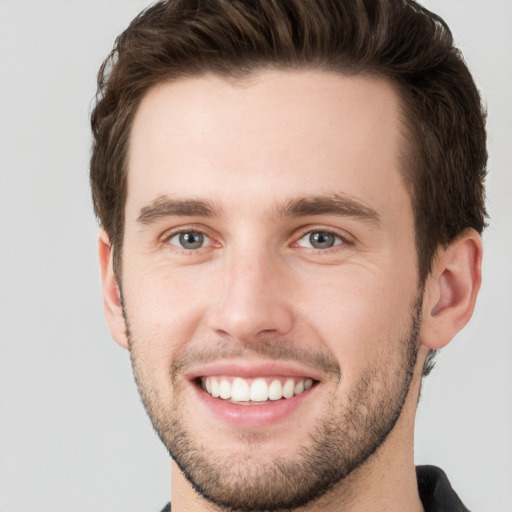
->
[126,298,422,512]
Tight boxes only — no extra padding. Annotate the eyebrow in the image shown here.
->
[136,192,380,226]
[275,193,381,225]
[137,196,218,225]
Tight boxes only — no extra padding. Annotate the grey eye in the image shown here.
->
[297,231,342,249]
[169,231,207,250]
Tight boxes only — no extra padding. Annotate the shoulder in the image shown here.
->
[416,465,471,512]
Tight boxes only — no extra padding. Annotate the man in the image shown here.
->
[90,0,487,510]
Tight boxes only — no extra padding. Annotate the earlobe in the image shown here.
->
[421,229,483,350]
[98,230,129,349]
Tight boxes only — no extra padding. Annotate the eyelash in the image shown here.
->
[162,225,217,253]
[161,226,352,253]
[291,225,353,252]
[293,229,346,250]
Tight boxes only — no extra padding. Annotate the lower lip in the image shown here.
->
[192,382,316,428]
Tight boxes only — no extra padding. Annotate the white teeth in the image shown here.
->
[211,378,220,398]
[202,376,314,402]
[231,377,250,401]
[282,378,295,399]
[219,379,231,399]
[268,379,283,400]
[250,378,269,402]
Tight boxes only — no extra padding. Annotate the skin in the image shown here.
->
[99,70,482,511]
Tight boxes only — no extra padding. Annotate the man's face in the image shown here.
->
[119,70,423,510]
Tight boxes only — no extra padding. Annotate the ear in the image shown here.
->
[98,229,129,349]
[421,229,483,350]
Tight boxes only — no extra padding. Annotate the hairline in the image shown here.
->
[112,65,425,287]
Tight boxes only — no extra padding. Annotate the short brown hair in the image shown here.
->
[90,0,487,284]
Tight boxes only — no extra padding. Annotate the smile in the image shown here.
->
[188,364,322,427]
[201,376,314,403]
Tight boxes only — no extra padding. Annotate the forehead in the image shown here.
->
[127,70,409,222]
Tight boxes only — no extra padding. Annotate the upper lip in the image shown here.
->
[186,360,324,382]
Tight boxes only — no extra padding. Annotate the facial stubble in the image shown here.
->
[125,297,422,512]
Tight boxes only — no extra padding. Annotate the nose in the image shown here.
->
[207,248,294,343]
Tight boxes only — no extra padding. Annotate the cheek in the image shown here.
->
[121,264,217,380]
[293,264,418,379]
[124,257,214,321]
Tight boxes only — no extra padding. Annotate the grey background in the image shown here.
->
[0,1,510,511]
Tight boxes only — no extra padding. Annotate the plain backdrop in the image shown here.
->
[0,1,510,511]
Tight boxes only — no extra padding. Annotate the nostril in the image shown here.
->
[207,304,294,343]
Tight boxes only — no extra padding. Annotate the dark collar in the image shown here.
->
[417,465,471,512]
